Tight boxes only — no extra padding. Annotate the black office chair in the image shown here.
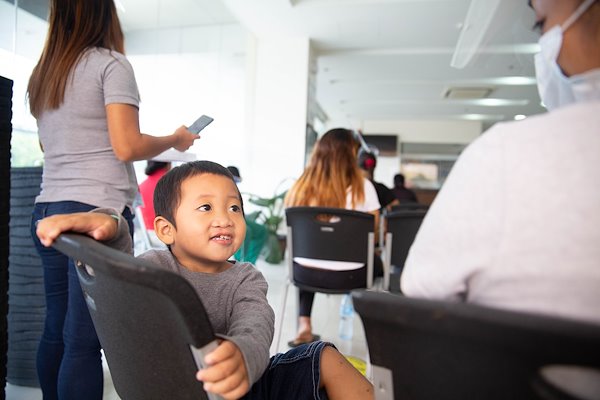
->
[273,207,375,352]
[382,209,426,291]
[389,203,429,212]
[352,290,600,400]
[52,233,222,400]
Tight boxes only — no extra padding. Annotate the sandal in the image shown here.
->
[287,334,321,348]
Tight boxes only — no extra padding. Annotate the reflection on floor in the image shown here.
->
[5,257,370,400]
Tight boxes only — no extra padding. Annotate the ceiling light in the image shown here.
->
[443,87,493,99]
[475,98,528,106]
[487,76,537,86]
[514,114,526,120]
[459,114,504,121]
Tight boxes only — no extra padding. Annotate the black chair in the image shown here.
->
[52,233,222,400]
[352,290,600,400]
[273,207,375,352]
[389,203,429,212]
[382,209,426,291]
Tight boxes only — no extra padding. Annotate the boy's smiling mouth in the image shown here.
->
[211,234,232,242]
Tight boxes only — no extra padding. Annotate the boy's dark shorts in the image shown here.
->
[243,340,335,399]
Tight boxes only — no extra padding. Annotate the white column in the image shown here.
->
[243,35,310,197]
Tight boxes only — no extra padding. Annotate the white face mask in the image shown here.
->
[534,0,600,110]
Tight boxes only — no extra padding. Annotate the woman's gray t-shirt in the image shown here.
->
[36,47,140,212]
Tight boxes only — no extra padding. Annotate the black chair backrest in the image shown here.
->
[53,233,219,400]
[352,290,600,400]
[384,209,426,283]
[390,203,429,212]
[285,206,375,293]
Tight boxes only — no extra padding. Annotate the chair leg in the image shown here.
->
[272,279,290,355]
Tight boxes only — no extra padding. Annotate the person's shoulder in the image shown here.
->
[87,47,134,71]
[137,248,174,270]
[90,47,128,61]
[230,261,268,282]
[483,102,600,141]
[232,261,264,275]
[362,177,377,190]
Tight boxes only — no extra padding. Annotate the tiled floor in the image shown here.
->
[6,257,370,400]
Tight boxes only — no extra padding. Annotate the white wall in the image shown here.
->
[242,35,310,197]
[363,119,482,186]
[0,2,47,133]
[125,24,249,178]
[125,26,311,199]
[364,119,481,144]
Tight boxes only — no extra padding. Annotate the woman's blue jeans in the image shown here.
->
[31,201,133,400]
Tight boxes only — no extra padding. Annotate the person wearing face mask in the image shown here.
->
[400,0,600,326]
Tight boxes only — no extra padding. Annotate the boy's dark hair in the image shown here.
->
[153,160,244,227]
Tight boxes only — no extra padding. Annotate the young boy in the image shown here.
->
[36,160,374,400]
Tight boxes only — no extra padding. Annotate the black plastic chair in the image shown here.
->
[352,290,600,400]
[389,203,429,212]
[273,207,375,352]
[382,209,426,291]
[52,233,222,400]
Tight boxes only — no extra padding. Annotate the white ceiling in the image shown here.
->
[118,0,545,130]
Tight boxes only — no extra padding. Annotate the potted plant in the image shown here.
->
[245,189,287,264]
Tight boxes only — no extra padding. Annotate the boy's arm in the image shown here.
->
[36,208,132,254]
[219,266,274,386]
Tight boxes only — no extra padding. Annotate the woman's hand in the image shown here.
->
[106,104,200,161]
[171,125,200,152]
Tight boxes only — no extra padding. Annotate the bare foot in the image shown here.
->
[291,316,314,344]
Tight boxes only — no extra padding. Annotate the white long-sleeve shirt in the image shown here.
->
[401,101,600,326]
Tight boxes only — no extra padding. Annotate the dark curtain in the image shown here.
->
[0,75,13,396]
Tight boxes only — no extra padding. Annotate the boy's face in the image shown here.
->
[156,173,246,272]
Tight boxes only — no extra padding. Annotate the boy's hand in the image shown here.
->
[196,340,250,400]
[36,212,118,247]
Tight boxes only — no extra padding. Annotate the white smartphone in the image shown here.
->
[187,115,214,134]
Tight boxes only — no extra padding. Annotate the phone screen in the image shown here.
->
[188,115,214,133]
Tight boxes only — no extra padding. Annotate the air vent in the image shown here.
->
[443,87,493,99]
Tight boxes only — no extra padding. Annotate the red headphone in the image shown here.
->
[363,157,376,169]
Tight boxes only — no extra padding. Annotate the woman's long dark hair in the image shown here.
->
[285,128,365,208]
[27,0,125,118]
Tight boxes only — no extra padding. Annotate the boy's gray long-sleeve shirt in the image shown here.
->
[99,209,275,385]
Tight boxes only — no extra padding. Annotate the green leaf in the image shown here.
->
[264,215,283,227]
[245,210,262,222]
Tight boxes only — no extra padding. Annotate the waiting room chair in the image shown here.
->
[352,290,600,400]
[52,233,222,400]
[390,203,429,212]
[382,209,426,292]
[273,207,375,353]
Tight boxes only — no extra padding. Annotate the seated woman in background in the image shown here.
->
[284,128,381,346]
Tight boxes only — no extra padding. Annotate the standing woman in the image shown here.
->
[27,0,199,398]
[284,128,381,346]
